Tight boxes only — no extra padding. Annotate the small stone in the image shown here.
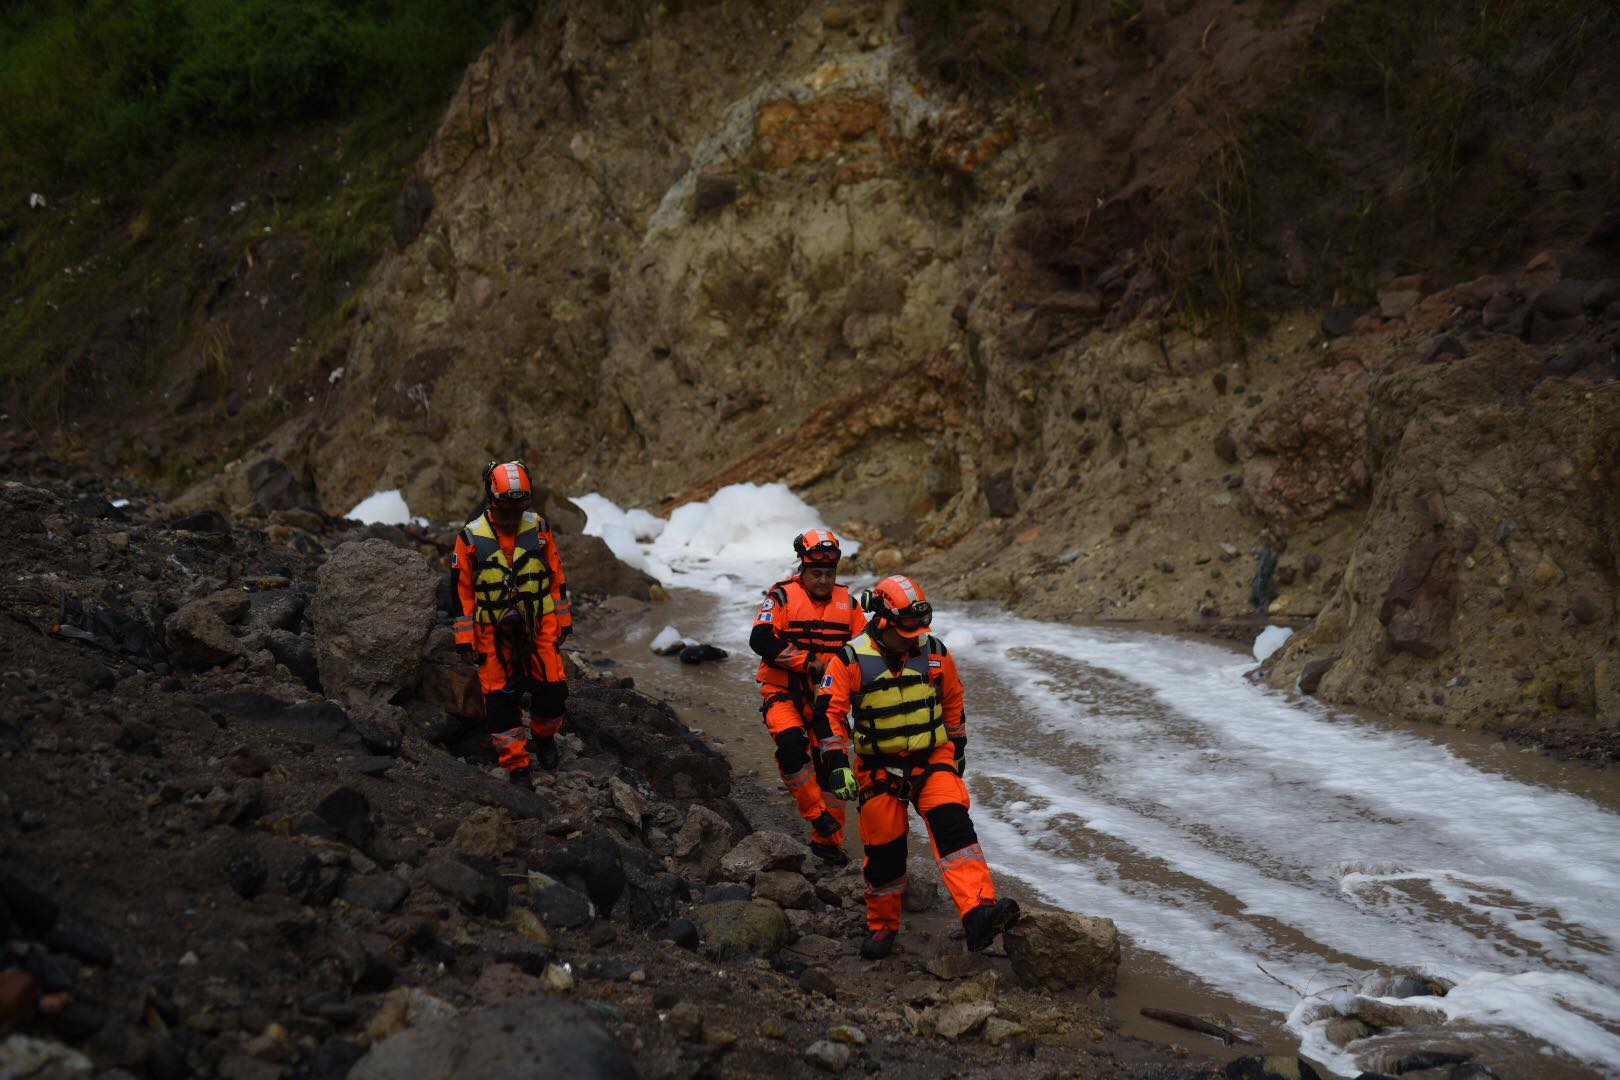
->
[934,1001,995,1040]
[702,1024,738,1047]
[827,1024,867,1045]
[982,1016,1024,1046]
[804,1039,851,1073]
[0,970,38,1025]
[1571,595,1600,625]
[541,963,575,991]
[760,1016,787,1039]
[1531,559,1561,586]
[666,1001,702,1040]
[799,967,838,999]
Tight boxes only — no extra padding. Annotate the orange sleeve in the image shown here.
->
[542,525,571,630]
[937,646,966,739]
[755,587,812,672]
[453,531,477,646]
[849,599,868,638]
[813,652,858,757]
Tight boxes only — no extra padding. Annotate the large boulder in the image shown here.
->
[719,831,807,882]
[670,805,734,884]
[164,599,245,669]
[1003,903,1120,993]
[312,540,437,703]
[562,533,660,600]
[690,899,791,961]
[349,998,638,1080]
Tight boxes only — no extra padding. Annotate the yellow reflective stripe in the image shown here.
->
[937,844,985,870]
[867,879,907,897]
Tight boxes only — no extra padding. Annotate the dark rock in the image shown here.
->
[705,883,752,903]
[0,970,37,1026]
[164,599,244,669]
[282,850,345,907]
[799,967,838,999]
[114,719,157,750]
[85,605,167,663]
[1545,350,1590,376]
[655,918,700,950]
[981,469,1018,518]
[1420,335,1467,363]
[1352,1074,1397,1080]
[1525,310,1583,345]
[1581,279,1619,311]
[1302,553,1323,579]
[1250,547,1278,611]
[352,756,397,777]
[1213,427,1238,463]
[46,927,114,967]
[1391,1050,1472,1073]
[425,858,506,917]
[582,958,640,982]
[246,587,310,634]
[224,842,269,899]
[1378,541,1456,658]
[21,945,72,992]
[1321,307,1358,338]
[346,999,638,1080]
[170,509,229,533]
[529,882,595,929]
[145,1033,187,1080]
[42,998,108,1043]
[267,630,321,691]
[348,700,404,755]
[1571,594,1601,625]
[677,643,729,664]
[693,175,740,218]
[246,457,305,513]
[1533,281,1587,320]
[691,899,791,961]
[316,786,374,848]
[1221,1057,1322,1080]
[205,692,361,748]
[620,867,688,928]
[311,1037,367,1080]
[312,539,437,703]
[391,175,435,251]
[1297,656,1340,696]
[1443,1066,1498,1080]
[0,865,60,935]
[340,874,410,914]
[541,832,625,913]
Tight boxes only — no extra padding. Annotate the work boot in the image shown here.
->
[860,929,897,960]
[962,898,1021,953]
[533,736,560,772]
[508,765,534,788]
[810,841,849,867]
[811,810,841,838]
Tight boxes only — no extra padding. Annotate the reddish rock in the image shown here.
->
[1378,541,1456,658]
[0,969,38,1025]
[1241,361,1371,527]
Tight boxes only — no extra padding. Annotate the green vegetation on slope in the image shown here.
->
[0,0,525,449]
[0,0,528,193]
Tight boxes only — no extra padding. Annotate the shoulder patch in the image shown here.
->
[819,673,834,690]
[759,611,774,623]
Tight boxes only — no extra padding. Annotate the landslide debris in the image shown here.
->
[0,462,1203,1079]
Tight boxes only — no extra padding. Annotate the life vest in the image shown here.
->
[755,579,861,690]
[842,632,948,757]
[463,512,553,629]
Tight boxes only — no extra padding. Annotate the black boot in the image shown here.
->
[508,765,534,787]
[811,810,841,838]
[860,929,897,960]
[810,841,849,867]
[533,735,560,772]
[962,898,1021,952]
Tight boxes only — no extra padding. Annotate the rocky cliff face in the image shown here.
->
[170,0,1618,753]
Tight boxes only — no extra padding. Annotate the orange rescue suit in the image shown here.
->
[751,577,866,845]
[452,511,572,693]
[816,631,993,933]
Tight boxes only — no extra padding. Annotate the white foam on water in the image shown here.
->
[571,484,857,598]
[346,489,427,526]
[578,488,1620,1076]
[1252,623,1294,661]
[649,625,685,653]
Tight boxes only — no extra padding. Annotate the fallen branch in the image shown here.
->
[1256,961,1305,997]
[1139,1007,1254,1046]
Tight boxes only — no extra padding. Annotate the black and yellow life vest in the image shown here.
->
[842,632,947,757]
[463,512,553,628]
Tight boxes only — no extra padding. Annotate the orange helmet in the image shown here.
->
[793,528,842,566]
[484,460,533,506]
[865,575,933,639]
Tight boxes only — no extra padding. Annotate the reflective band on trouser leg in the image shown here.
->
[918,760,995,918]
[491,726,531,770]
[778,761,825,822]
[859,767,910,932]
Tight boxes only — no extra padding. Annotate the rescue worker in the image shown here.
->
[814,575,1020,959]
[452,460,573,783]
[749,529,867,866]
